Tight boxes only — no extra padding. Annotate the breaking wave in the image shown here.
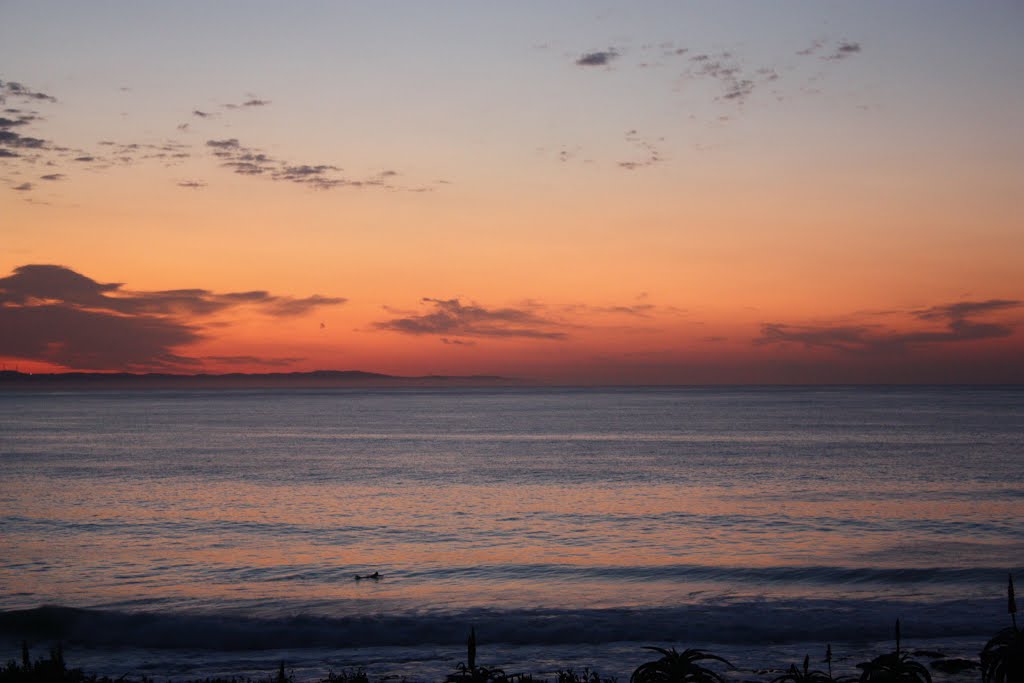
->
[0,598,1005,651]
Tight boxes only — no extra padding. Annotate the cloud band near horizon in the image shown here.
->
[0,264,345,370]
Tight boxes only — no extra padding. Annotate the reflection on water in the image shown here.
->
[1,387,1022,622]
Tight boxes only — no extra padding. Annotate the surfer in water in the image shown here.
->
[354,571,380,581]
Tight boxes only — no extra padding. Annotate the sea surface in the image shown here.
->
[1,386,1022,682]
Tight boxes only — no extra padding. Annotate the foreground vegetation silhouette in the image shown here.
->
[980,574,1023,683]
[0,637,989,683]
[854,620,931,683]
[770,653,842,683]
[3,576,1019,683]
[628,647,730,683]
[443,628,613,683]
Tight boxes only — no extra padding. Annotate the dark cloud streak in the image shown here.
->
[376,297,567,340]
[685,52,768,105]
[224,98,271,109]
[827,42,861,60]
[618,129,663,170]
[756,299,1021,353]
[0,80,57,103]
[0,264,347,371]
[0,129,48,149]
[576,49,620,67]
[205,138,395,191]
[203,355,305,367]
[0,303,202,371]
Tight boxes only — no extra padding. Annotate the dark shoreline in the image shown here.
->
[1,606,1012,683]
[0,634,997,683]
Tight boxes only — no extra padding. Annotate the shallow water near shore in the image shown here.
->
[1,386,1022,681]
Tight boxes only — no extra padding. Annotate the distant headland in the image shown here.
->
[0,369,523,389]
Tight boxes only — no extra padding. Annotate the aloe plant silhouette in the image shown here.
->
[556,668,613,683]
[447,628,513,683]
[772,653,847,683]
[981,574,1023,683]
[856,620,931,683]
[629,647,731,683]
[1010,572,1018,630]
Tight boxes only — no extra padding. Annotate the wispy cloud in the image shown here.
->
[2,79,196,193]
[0,264,346,317]
[203,355,305,367]
[796,38,862,61]
[1,78,429,197]
[911,299,1018,323]
[559,39,845,168]
[440,337,476,346]
[796,39,826,57]
[826,41,861,61]
[223,98,271,109]
[205,137,396,190]
[571,36,863,119]
[0,80,57,103]
[683,51,768,105]
[618,129,664,170]
[794,37,860,62]
[576,49,620,67]
[376,297,568,340]
[266,294,348,317]
[0,123,48,150]
[564,303,657,317]
[755,299,1021,352]
[0,112,41,128]
[756,323,877,351]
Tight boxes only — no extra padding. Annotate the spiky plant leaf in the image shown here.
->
[630,647,731,683]
[981,626,1024,683]
[771,653,846,683]
[1009,573,1018,631]
[1009,574,1017,617]
[857,651,931,683]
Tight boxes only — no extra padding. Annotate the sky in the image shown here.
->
[1,1,1022,383]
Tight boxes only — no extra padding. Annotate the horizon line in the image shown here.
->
[1,369,1021,390]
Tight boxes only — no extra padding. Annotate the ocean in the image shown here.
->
[1,387,1022,682]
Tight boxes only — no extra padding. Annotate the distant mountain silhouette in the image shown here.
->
[0,369,521,389]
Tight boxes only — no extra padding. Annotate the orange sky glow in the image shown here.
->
[2,3,1022,383]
